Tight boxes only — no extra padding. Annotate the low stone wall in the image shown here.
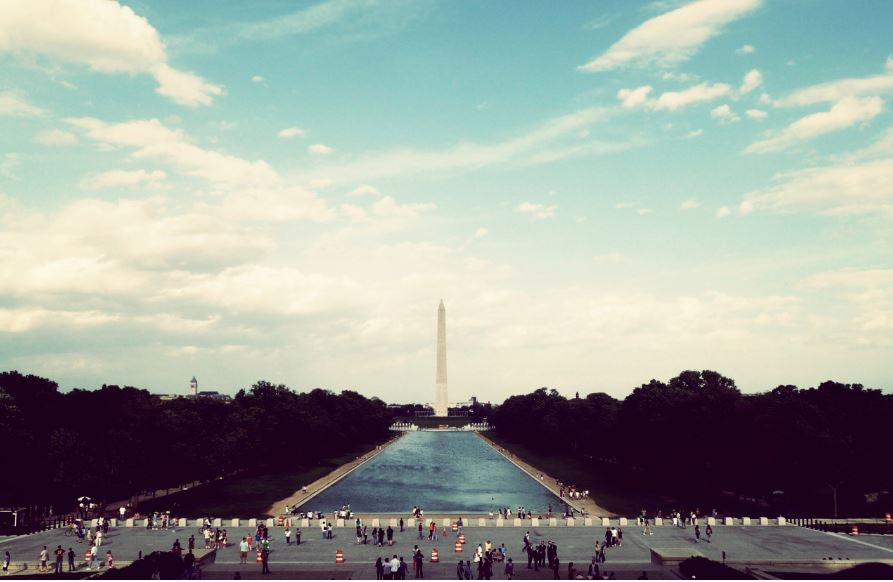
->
[118,516,791,528]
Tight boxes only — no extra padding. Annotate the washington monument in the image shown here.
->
[434,299,448,416]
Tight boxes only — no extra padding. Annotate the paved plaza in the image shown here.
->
[2,522,893,579]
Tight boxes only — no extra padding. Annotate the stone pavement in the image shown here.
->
[2,522,893,579]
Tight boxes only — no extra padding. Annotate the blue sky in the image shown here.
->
[1,0,891,402]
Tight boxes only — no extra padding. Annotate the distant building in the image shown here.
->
[189,376,198,397]
[195,390,232,402]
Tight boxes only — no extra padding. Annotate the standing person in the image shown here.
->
[387,525,394,546]
[2,551,8,576]
[239,538,249,564]
[413,546,424,579]
[398,556,408,580]
[106,551,114,569]
[67,548,75,572]
[552,555,560,580]
[54,545,64,574]
[375,557,384,580]
[705,524,713,543]
[456,559,464,580]
[285,526,291,545]
[390,555,400,579]
[95,528,103,548]
[260,546,271,575]
[400,518,404,533]
[567,562,576,580]
[464,560,473,580]
[119,506,126,522]
[39,546,48,573]
[89,545,97,570]
[188,534,195,552]
[296,527,302,545]
[694,524,701,542]
[504,557,514,580]
[418,522,424,540]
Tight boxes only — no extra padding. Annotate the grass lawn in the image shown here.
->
[137,440,388,518]
[483,432,663,516]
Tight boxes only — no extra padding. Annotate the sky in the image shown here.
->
[1,0,892,403]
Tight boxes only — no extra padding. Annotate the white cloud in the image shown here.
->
[218,121,238,131]
[251,75,265,83]
[371,195,435,220]
[309,143,335,155]
[680,199,701,209]
[517,202,556,220]
[474,227,489,238]
[277,126,306,139]
[745,108,767,120]
[736,44,755,55]
[651,82,732,111]
[35,129,78,146]
[711,104,740,123]
[0,0,221,106]
[0,91,45,116]
[744,97,884,154]
[80,169,167,190]
[776,70,893,107]
[300,106,628,184]
[348,184,380,197]
[579,0,760,72]
[739,69,762,94]
[716,206,731,218]
[686,128,704,138]
[617,86,653,108]
[637,207,654,215]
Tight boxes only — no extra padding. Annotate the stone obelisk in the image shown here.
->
[434,299,448,416]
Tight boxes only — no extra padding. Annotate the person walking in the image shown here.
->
[239,538,249,564]
[38,546,48,573]
[504,557,514,579]
[67,548,75,572]
[260,546,271,575]
[105,550,114,569]
[413,546,424,579]
[89,545,97,570]
[2,551,9,576]
[54,545,64,574]
[705,524,713,543]
[694,524,701,542]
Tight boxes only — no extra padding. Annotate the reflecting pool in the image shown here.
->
[297,431,562,513]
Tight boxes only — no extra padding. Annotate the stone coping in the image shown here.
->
[116,516,791,528]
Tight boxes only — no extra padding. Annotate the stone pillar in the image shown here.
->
[654,518,663,526]
[408,519,416,528]
[742,517,751,526]
[231,519,240,527]
[337,519,345,527]
[531,518,540,526]
[213,518,222,527]
[389,518,398,527]
[548,518,557,527]
[496,519,504,527]
[513,518,522,527]
[759,517,769,526]
[442,518,451,528]
[248,518,258,527]
[372,518,380,527]
[724,517,734,526]
[125,518,134,527]
[478,518,486,527]
[301,518,309,527]
[602,518,611,527]
[91,519,98,527]
[566,518,575,527]
[707,517,716,526]
[777,517,786,526]
[584,518,592,526]
[619,517,628,526]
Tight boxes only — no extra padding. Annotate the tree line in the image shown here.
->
[491,370,892,517]
[0,371,393,514]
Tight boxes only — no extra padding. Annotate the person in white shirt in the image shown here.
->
[390,555,400,576]
[119,507,126,521]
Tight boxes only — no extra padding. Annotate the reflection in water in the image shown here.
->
[298,432,562,513]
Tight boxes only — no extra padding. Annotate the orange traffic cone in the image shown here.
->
[277,514,284,526]
[431,548,440,563]
[336,548,345,564]
[886,512,891,524]
[851,525,859,536]
[458,533,466,544]
[452,521,458,532]
[454,540,463,553]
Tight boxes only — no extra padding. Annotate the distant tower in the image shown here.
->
[434,300,448,416]
[190,376,198,397]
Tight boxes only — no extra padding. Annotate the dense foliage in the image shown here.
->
[0,371,392,512]
[493,371,893,516]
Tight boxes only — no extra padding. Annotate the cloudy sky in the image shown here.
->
[1,0,891,402]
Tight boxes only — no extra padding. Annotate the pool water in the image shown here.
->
[297,432,562,513]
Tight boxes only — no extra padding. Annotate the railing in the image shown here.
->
[791,518,893,535]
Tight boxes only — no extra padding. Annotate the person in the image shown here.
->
[694,524,701,542]
[413,546,424,579]
[456,559,464,580]
[106,550,114,569]
[400,517,404,533]
[504,557,514,579]
[188,534,195,552]
[261,546,271,575]
[239,538,249,564]
[54,545,64,574]
[184,551,195,578]
[567,562,575,580]
[376,557,385,580]
[398,556,407,580]
[67,548,75,572]
[285,527,291,545]
[2,551,9,576]
[296,527,302,545]
[387,525,394,546]
[418,522,424,540]
[39,546,48,573]
[89,545,97,570]
[705,524,713,543]
[526,542,535,569]
[390,555,400,579]
[552,555,560,580]
[119,506,126,522]
[463,560,473,580]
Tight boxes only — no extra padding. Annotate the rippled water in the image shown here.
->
[297,431,562,513]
